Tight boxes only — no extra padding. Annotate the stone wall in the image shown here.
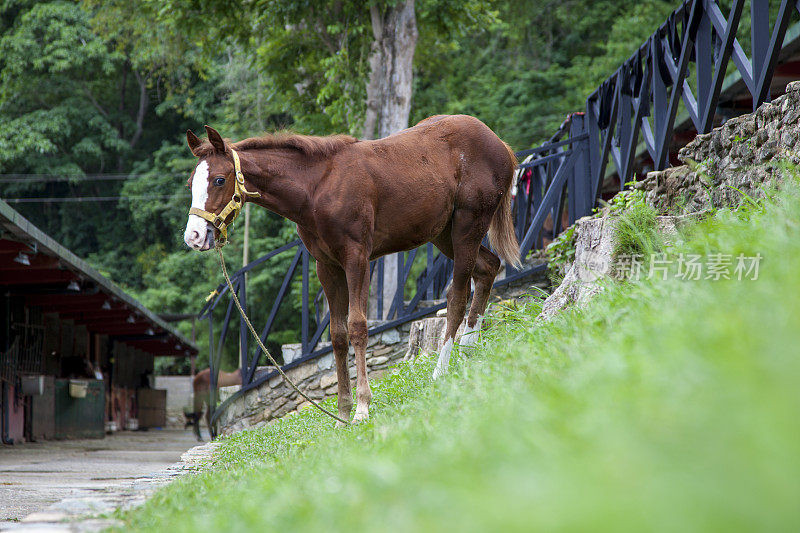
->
[638,81,800,214]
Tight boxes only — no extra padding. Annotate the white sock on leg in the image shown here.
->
[432,337,454,380]
[459,315,483,350]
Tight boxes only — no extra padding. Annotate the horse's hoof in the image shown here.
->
[459,316,483,351]
[433,337,453,380]
[432,358,449,380]
[352,411,369,424]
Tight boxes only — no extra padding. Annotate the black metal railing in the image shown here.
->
[204,0,800,425]
[586,0,799,188]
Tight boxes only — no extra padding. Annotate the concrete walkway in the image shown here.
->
[0,430,206,530]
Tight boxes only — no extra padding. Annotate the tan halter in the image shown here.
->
[188,149,260,244]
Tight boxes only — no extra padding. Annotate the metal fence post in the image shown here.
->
[569,114,593,221]
[754,0,794,108]
[751,0,770,109]
[301,247,309,354]
[567,121,578,227]
[394,251,405,318]
[208,314,217,421]
[695,6,713,114]
[655,0,702,169]
[238,277,248,383]
[376,257,384,319]
[426,243,434,300]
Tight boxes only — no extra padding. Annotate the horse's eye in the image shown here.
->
[213,177,226,187]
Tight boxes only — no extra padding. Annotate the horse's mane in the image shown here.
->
[193,132,358,158]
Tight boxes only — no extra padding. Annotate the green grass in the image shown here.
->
[613,199,662,259]
[119,185,800,532]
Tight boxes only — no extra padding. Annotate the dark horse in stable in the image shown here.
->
[186,368,241,441]
[183,115,520,424]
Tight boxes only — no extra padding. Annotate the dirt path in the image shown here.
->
[0,430,200,527]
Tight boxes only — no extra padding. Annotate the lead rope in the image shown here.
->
[215,243,350,425]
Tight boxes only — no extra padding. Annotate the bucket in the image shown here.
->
[68,379,88,398]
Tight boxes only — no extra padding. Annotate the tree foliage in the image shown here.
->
[0,0,686,372]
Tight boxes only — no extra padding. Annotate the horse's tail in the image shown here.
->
[489,141,522,269]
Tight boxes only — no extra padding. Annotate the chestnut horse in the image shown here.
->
[187,368,241,441]
[183,115,520,424]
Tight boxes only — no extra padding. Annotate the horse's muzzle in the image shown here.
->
[199,230,215,251]
[185,220,216,251]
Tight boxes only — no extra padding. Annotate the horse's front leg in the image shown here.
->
[317,261,352,425]
[343,251,372,423]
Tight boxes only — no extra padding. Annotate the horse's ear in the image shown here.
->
[204,125,226,153]
[187,129,202,155]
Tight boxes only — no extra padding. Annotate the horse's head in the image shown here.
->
[184,126,239,251]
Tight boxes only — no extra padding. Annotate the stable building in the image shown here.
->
[0,199,198,444]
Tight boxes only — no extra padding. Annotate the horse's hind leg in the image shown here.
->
[433,209,488,379]
[193,411,203,441]
[461,245,501,349]
[192,387,205,441]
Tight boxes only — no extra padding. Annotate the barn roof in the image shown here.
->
[0,198,198,357]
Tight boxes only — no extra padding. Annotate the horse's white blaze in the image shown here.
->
[433,337,454,380]
[184,160,210,249]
